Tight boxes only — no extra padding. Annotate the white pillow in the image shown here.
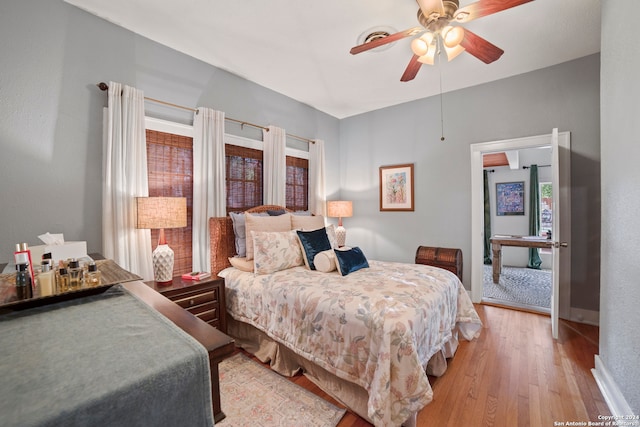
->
[291,214,325,231]
[325,224,338,249]
[252,230,304,274]
[245,213,292,260]
[314,250,336,273]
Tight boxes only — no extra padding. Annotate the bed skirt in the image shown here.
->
[227,317,460,426]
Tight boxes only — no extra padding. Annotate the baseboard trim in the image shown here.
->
[569,307,599,326]
[592,355,635,417]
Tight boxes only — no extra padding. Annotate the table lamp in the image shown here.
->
[327,200,353,247]
[136,197,187,284]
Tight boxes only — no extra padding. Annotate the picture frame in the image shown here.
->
[379,163,414,211]
[496,181,525,216]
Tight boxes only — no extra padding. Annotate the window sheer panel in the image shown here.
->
[146,129,193,276]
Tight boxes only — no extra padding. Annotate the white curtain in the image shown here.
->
[263,125,286,206]
[192,108,226,272]
[309,139,327,216]
[102,82,154,280]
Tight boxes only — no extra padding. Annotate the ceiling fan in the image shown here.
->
[350,0,534,82]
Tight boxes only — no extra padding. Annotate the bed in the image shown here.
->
[209,205,482,426]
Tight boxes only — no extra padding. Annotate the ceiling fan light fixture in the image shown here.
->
[445,44,465,61]
[411,32,434,56]
[411,38,428,56]
[417,42,437,65]
[417,54,435,65]
[442,26,464,48]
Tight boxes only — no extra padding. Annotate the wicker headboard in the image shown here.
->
[208,205,291,276]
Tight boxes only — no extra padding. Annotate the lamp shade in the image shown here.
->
[136,197,187,229]
[327,201,353,219]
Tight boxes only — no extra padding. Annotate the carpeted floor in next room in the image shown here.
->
[483,264,551,310]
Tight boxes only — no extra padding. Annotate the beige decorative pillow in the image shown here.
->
[252,230,304,275]
[291,214,325,231]
[314,249,337,273]
[228,256,254,273]
[245,213,292,260]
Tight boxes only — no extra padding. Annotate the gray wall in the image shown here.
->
[600,0,640,413]
[0,0,340,264]
[340,54,601,312]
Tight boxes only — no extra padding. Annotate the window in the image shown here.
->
[145,129,193,276]
[225,144,263,213]
[540,182,553,235]
[286,156,309,212]
[224,143,309,213]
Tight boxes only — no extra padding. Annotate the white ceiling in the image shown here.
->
[65,0,601,119]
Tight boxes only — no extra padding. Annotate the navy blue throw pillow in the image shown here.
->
[267,209,286,216]
[334,247,369,276]
[296,228,332,270]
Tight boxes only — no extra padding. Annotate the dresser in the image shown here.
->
[145,276,227,334]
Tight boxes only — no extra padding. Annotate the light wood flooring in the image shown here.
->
[240,303,610,427]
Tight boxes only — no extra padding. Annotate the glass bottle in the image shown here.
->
[16,263,33,300]
[57,267,70,293]
[85,262,102,287]
[68,259,82,290]
[38,261,56,297]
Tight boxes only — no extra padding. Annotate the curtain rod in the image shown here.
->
[96,82,314,144]
[523,165,551,169]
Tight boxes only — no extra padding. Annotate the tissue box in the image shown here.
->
[30,242,88,264]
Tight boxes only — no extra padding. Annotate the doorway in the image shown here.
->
[482,146,553,314]
[469,131,572,326]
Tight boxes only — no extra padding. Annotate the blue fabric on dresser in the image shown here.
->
[296,228,332,270]
[334,246,370,276]
[0,284,213,427]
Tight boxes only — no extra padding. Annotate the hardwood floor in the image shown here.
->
[239,304,610,427]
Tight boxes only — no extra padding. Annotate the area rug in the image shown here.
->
[217,353,346,427]
[483,265,551,308]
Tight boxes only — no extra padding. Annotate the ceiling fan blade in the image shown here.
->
[400,55,422,82]
[459,29,504,64]
[350,27,422,55]
[454,0,534,23]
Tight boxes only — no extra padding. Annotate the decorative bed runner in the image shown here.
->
[0,284,213,427]
[218,354,346,427]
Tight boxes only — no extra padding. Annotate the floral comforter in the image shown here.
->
[219,260,482,426]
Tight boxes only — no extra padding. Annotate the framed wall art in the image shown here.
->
[379,163,414,211]
[496,181,525,216]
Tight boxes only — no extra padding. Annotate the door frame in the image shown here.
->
[469,131,571,321]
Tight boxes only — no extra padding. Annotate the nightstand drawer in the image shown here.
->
[172,290,217,310]
[197,309,220,326]
[145,277,227,334]
[186,300,218,317]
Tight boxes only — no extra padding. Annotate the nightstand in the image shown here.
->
[145,276,227,334]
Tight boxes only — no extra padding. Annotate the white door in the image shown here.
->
[550,128,571,339]
[470,130,571,337]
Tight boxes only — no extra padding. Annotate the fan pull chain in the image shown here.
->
[438,48,445,142]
